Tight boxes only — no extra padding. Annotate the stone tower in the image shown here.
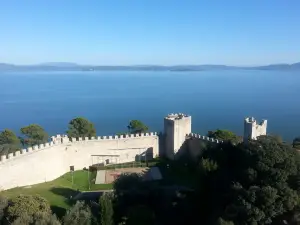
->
[164,113,192,159]
[243,117,267,142]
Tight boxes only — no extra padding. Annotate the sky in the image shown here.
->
[0,0,300,66]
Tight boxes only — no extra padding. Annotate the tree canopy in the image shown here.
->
[20,124,48,146]
[0,129,20,155]
[293,137,300,149]
[66,117,96,138]
[63,201,92,225]
[127,120,148,134]
[198,135,300,225]
[6,195,51,223]
[208,129,241,144]
[100,193,114,225]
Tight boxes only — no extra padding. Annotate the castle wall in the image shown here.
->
[186,133,223,159]
[0,133,158,190]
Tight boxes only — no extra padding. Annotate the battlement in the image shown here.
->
[244,117,267,126]
[187,133,223,144]
[244,117,267,141]
[0,141,56,163]
[165,113,190,120]
[0,132,158,164]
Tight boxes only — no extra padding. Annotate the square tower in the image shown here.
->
[164,113,192,159]
[244,117,267,142]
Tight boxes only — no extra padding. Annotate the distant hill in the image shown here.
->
[37,62,80,67]
[251,63,300,70]
[0,62,299,72]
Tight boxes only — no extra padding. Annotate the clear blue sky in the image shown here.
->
[0,0,300,66]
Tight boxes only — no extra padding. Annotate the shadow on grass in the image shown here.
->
[51,205,67,219]
[50,187,80,207]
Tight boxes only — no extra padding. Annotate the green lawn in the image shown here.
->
[1,160,160,217]
[1,170,113,217]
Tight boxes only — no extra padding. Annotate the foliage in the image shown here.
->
[127,120,148,134]
[199,158,218,173]
[293,137,300,149]
[217,218,235,225]
[100,193,114,225]
[0,195,8,222]
[66,117,96,138]
[63,201,92,225]
[124,205,155,225]
[6,195,51,223]
[113,173,144,192]
[198,136,300,225]
[2,170,112,216]
[11,212,61,225]
[208,129,241,144]
[0,129,20,155]
[20,124,48,146]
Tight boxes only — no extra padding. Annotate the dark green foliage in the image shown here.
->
[124,205,155,225]
[0,195,8,222]
[63,201,92,225]
[127,120,148,134]
[199,158,218,173]
[198,136,300,225]
[208,129,241,144]
[100,193,114,225]
[66,117,96,138]
[11,212,61,225]
[6,195,51,223]
[293,137,300,149]
[0,129,20,155]
[20,124,48,146]
[113,173,144,193]
[217,218,235,225]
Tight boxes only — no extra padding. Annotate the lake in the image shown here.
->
[0,70,299,141]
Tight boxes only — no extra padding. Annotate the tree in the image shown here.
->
[127,120,148,134]
[0,129,20,155]
[0,195,8,222]
[113,173,144,193]
[20,124,48,146]
[293,137,300,149]
[66,117,96,138]
[198,135,300,224]
[207,129,241,144]
[63,201,92,225]
[11,212,61,225]
[100,193,114,225]
[124,205,155,225]
[6,195,51,223]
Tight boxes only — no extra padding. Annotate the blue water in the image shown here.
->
[0,70,299,141]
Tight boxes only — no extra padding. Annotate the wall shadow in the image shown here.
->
[50,187,80,208]
[134,147,153,162]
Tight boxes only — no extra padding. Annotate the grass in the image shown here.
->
[1,170,113,217]
[1,160,160,217]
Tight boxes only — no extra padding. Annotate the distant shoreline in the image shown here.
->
[1,62,300,72]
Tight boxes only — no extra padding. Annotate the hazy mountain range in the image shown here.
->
[0,62,300,72]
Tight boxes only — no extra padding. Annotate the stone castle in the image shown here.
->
[0,113,267,190]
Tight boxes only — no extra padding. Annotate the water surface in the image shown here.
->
[0,70,299,141]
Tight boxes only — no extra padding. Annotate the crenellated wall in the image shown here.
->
[0,113,267,190]
[185,133,223,159]
[0,132,159,190]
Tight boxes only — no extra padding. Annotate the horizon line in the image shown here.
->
[1,61,299,67]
